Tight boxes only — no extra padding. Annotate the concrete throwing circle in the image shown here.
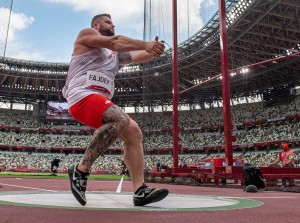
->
[0,191,262,211]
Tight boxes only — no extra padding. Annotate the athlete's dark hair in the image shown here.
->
[91,13,111,27]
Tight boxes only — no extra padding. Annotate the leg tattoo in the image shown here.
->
[80,105,129,172]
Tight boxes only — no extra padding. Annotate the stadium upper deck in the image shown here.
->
[0,0,299,108]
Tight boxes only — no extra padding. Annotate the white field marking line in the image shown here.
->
[87,181,118,183]
[115,175,124,193]
[0,183,58,192]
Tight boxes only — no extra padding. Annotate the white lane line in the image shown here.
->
[115,175,124,193]
[88,181,119,183]
[0,183,58,192]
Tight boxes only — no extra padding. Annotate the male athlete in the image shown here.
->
[62,13,169,206]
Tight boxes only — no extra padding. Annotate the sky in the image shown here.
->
[0,0,219,63]
[0,0,146,62]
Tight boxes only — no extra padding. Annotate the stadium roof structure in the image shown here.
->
[0,0,300,108]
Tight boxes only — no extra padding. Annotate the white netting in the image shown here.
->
[144,0,219,47]
[0,0,13,57]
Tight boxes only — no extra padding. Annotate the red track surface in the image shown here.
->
[0,177,299,223]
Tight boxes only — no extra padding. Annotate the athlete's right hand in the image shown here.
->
[145,36,165,58]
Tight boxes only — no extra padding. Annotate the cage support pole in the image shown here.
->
[172,0,179,170]
[219,0,233,173]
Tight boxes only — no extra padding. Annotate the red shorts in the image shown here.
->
[69,94,114,128]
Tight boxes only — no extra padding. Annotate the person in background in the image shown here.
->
[156,161,161,172]
[269,141,296,186]
[269,141,296,167]
[121,160,129,176]
[51,158,61,176]
[4,162,8,172]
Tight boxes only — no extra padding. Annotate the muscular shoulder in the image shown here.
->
[77,28,99,38]
[73,28,105,55]
[75,28,119,50]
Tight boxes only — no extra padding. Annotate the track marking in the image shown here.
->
[115,175,124,193]
[0,193,263,211]
[87,181,118,183]
[0,183,57,192]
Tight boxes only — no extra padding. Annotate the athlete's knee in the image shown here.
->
[122,121,143,144]
[131,124,143,141]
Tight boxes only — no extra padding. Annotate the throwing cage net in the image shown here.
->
[0,0,13,58]
[137,0,300,171]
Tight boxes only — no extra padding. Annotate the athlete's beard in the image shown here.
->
[99,28,114,36]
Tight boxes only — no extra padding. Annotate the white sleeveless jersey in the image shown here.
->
[62,48,119,108]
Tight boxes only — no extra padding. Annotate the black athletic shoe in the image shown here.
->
[68,164,89,206]
[133,183,169,206]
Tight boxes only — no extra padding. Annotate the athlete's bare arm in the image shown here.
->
[119,51,160,65]
[130,50,160,63]
[118,52,132,65]
[118,37,165,65]
[73,28,164,57]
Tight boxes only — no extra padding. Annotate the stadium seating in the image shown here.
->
[1,96,300,173]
